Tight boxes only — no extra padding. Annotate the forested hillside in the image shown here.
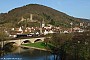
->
[0,4,90,28]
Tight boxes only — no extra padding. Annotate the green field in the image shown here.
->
[22,42,54,49]
[22,42,47,49]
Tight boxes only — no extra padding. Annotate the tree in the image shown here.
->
[50,33,73,47]
[64,31,90,60]
[0,27,9,48]
[49,33,73,60]
[0,29,9,41]
[72,32,90,60]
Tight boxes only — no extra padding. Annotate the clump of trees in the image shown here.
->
[3,42,17,52]
[71,32,90,60]
[45,31,90,60]
[0,27,11,50]
[0,27,9,42]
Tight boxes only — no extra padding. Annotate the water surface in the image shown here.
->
[0,47,55,60]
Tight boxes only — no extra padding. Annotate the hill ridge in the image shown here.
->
[0,4,90,28]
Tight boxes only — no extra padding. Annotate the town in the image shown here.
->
[0,3,90,60]
[5,14,90,38]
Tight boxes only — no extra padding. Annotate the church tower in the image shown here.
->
[39,19,45,35]
[42,19,45,28]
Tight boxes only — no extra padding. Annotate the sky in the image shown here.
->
[0,0,90,19]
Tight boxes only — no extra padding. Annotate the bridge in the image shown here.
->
[0,37,45,48]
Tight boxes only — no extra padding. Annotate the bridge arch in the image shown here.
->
[34,39,42,43]
[4,42,17,47]
[0,37,45,47]
[21,40,31,44]
[3,42,18,51]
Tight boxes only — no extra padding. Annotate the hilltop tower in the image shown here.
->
[30,14,33,22]
[21,16,25,21]
[88,23,90,26]
[80,23,83,26]
[18,16,26,24]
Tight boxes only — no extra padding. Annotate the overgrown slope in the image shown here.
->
[0,4,89,28]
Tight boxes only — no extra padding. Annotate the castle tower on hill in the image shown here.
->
[18,16,25,24]
[80,23,83,26]
[30,14,33,22]
[88,23,90,26]
[21,16,26,21]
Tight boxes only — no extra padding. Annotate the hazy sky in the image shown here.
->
[0,0,90,19]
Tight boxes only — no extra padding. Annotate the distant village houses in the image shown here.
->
[8,14,86,38]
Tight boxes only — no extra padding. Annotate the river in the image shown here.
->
[0,47,56,60]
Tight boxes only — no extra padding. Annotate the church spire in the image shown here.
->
[42,19,45,27]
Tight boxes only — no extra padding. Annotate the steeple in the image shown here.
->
[42,19,45,27]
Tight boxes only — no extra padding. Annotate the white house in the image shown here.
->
[44,30,54,35]
[44,30,49,35]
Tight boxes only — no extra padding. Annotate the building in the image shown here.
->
[42,19,45,28]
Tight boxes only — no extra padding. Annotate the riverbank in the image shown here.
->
[20,45,51,52]
[21,42,54,52]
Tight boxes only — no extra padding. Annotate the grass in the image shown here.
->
[22,42,54,49]
[22,42,46,49]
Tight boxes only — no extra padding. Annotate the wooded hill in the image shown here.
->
[0,4,90,28]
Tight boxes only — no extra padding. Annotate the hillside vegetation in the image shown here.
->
[0,4,90,28]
